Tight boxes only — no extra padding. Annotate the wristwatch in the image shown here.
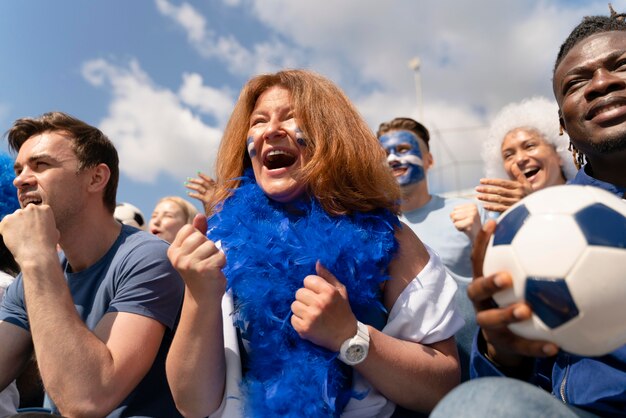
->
[338,321,370,365]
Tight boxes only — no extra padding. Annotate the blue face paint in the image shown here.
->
[379,130,425,186]
[247,136,257,158]
[295,128,307,147]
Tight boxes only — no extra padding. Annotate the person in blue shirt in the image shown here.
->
[377,117,487,382]
[0,112,184,417]
[431,6,626,418]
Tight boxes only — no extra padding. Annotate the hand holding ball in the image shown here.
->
[483,185,626,356]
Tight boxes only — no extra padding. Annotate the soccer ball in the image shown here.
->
[114,202,147,231]
[484,185,626,356]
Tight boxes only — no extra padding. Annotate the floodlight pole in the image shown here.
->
[408,57,424,122]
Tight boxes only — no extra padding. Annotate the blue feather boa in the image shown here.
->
[207,171,398,417]
[0,153,20,220]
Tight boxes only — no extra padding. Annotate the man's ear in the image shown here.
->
[424,151,434,170]
[87,163,111,193]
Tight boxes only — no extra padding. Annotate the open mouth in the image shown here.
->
[263,149,297,170]
[392,167,408,177]
[523,168,540,179]
[388,161,407,177]
[21,197,42,206]
[587,97,626,120]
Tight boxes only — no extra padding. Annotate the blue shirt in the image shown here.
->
[0,225,184,418]
[570,163,626,198]
[470,165,626,417]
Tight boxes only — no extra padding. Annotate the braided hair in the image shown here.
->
[554,4,626,74]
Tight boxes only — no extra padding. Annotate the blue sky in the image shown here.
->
[1,0,623,218]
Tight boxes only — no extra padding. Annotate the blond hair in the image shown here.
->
[156,196,198,224]
[210,69,400,216]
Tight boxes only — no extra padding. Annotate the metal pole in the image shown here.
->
[408,57,423,122]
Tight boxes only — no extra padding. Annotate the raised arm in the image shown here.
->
[0,205,171,417]
[185,172,216,216]
[166,215,228,418]
[450,202,482,244]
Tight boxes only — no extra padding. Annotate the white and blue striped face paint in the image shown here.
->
[379,130,425,186]
[247,136,257,158]
[295,128,307,148]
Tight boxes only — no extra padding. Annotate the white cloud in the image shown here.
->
[147,0,626,193]
[178,73,234,125]
[82,59,228,183]
[154,0,306,75]
[155,0,206,43]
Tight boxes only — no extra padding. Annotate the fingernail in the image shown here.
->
[542,344,558,356]
[493,274,505,287]
[513,306,526,319]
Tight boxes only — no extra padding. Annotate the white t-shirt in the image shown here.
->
[213,247,464,418]
[341,247,464,417]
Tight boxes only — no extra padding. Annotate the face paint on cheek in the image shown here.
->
[379,131,426,186]
[247,136,257,158]
[401,158,425,185]
[295,128,307,147]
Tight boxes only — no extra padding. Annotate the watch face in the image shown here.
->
[346,344,366,363]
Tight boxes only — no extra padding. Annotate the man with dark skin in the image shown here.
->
[431,8,626,418]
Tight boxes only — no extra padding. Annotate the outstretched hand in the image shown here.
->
[291,261,357,352]
[468,220,558,368]
[185,172,216,215]
[475,164,533,213]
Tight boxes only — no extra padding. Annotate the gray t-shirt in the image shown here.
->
[0,225,184,417]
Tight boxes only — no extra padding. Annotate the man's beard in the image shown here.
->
[581,135,626,154]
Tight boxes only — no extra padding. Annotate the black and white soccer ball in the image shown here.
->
[484,185,626,356]
[114,202,147,231]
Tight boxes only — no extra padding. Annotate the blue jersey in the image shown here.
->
[470,164,626,417]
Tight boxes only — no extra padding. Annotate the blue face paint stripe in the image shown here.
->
[379,130,426,186]
[247,137,257,158]
[295,128,307,147]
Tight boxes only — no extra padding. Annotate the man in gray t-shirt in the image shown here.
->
[0,112,184,417]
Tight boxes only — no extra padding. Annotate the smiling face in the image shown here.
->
[247,86,308,202]
[501,128,565,190]
[379,129,428,187]
[12,131,89,230]
[149,200,187,243]
[554,31,626,157]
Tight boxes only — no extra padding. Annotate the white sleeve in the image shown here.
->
[383,245,465,345]
[343,246,465,418]
[209,291,243,418]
